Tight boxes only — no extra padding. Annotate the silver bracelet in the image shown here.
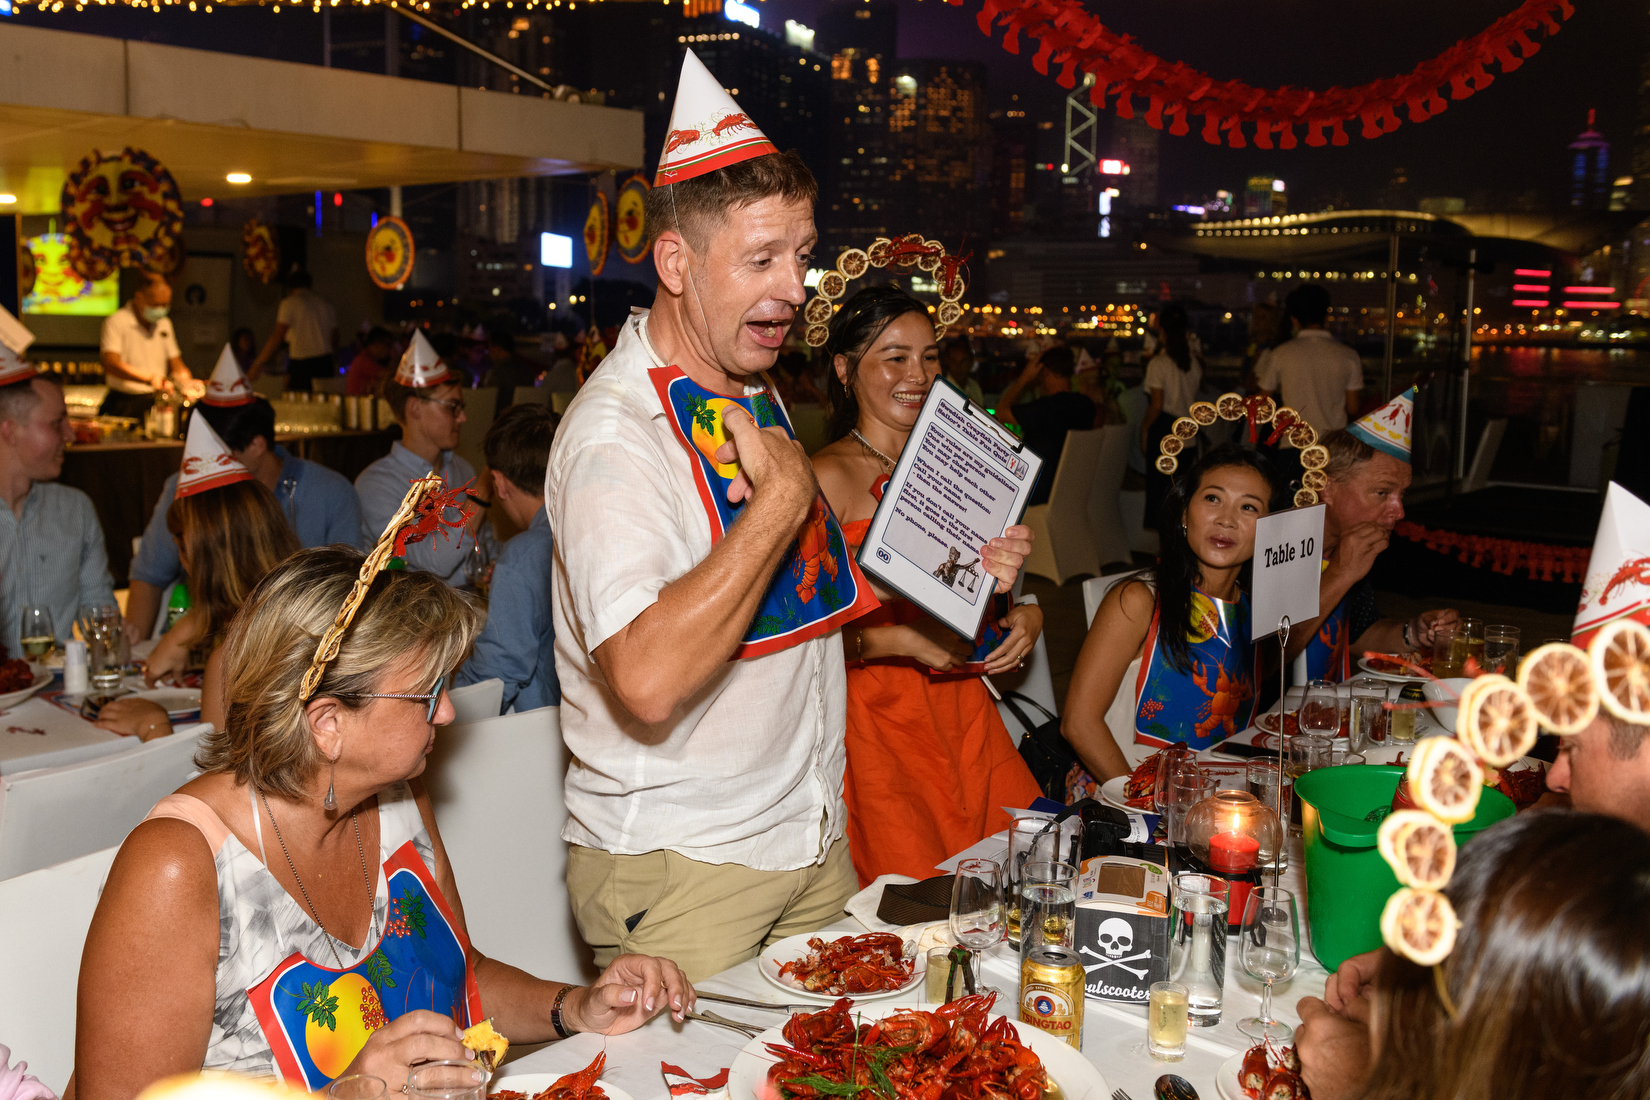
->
[1403,619,1415,651]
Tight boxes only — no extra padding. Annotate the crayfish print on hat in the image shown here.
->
[200,344,255,408]
[654,50,779,186]
[175,412,255,499]
[394,330,452,389]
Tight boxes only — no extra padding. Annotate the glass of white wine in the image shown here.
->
[1148,980,1189,1061]
[19,607,53,661]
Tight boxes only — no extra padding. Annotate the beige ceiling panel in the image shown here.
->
[458,86,643,170]
[0,23,125,116]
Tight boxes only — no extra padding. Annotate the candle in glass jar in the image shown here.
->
[1208,830,1260,873]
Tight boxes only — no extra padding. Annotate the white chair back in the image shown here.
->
[0,724,210,880]
[454,387,499,477]
[0,845,120,1094]
[424,705,594,983]
[447,678,503,723]
[1084,425,1132,570]
[1021,429,1107,585]
[1081,571,1133,628]
[510,386,554,406]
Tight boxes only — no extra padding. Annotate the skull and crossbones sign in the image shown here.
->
[1080,918,1152,979]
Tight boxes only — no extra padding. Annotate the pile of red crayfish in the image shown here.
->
[765,993,1047,1100]
[493,1052,607,1100]
[777,933,914,996]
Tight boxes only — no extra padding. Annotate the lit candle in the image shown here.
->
[1208,830,1260,874]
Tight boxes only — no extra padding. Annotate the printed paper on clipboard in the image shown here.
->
[855,379,1043,640]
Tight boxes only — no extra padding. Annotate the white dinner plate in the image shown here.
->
[1215,1050,1247,1100]
[728,1001,1109,1100]
[758,932,924,1003]
[1099,775,1134,811]
[125,687,203,720]
[490,1072,635,1100]
[1356,655,1427,683]
[0,669,53,713]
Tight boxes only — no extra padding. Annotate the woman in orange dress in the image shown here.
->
[812,286,1044,886]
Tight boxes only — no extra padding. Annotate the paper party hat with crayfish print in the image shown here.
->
[1574,482,1650,649]
[654,50,778,186]
[1347,385,1415,462]
[395,329,452,389]
[200,343,255,407]
[0,305,37,387]
[176,408,254,498]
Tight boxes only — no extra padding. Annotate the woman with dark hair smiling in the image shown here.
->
[1062,443,1284,787]
[811,285,1042,885]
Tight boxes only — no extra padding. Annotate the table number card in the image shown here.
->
[1250,504,1325,641]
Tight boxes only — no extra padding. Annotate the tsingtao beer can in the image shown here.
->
[1019,945,1084,1050]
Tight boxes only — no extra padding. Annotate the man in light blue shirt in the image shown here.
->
[124,397,363,639]
[0,374,116,657]
[456,403,559,713]
[355,333,494,586]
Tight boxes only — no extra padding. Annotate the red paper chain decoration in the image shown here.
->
[954,0,1575,147]
[1394,521,1590,584]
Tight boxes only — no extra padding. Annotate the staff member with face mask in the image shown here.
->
[99,272,205,420]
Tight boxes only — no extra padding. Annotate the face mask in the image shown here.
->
[140,305,169,323]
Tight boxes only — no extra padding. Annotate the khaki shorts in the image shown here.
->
[566,839,857,983]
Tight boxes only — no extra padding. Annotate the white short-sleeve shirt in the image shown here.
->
[1255,329,1364,434]
[546,310,846,871]
[100,305,181,394]
[1143,352,1203,418]
[276,288,338,360]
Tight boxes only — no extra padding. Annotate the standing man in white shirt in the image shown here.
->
[99,273,204,420]
[1255,283,1364,436]
[250,268,338,391]
[548,53,1032,982]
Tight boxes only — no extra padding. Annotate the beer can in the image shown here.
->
[1019,945,1084,1050]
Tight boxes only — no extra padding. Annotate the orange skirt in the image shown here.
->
[843,663,1044,887]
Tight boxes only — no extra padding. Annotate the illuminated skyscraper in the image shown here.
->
[1570,110,1612,210]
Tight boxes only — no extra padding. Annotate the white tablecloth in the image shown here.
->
[0,695,131,775]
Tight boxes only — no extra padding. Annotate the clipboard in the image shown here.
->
[854,378,1044,640]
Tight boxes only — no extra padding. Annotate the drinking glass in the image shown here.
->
[79,604,123,690]
[1166,763,1215,846]
[406,1061,486,1100]
[1018,859,1077,960]
[1148,980,1190,1061]
[1237,886,1301,1040]
[950,857,1005,951]
[1300,680,1339,739]
[1458,617,1485,671]
[1329,745,1365,769]
[465,539,494,596]
[330,1077,387,1100]
[19,607,53,660]
[1284,735,1331,835]
[1168,874,1229,1026]
[1246,762,1291,873]
[1484,624,1521,675]
[1432,620,1463,677]
[1348,679,1388,751]
[925,944,981,1004]
[1006,816,1080,948]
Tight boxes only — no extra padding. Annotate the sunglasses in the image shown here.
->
[335,673,448,724]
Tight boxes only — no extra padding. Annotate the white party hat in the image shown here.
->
[1346,386,1415,462]
[394,329,452,389]
[176,411,254,499]
[0,305,37,386]
[654,50,778,186]
[1574,482,1650,648]
[200,344,254,407]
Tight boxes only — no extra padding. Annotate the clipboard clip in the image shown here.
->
[963,400,1027,452]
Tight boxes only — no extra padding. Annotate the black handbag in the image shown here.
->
[1002,690,1080,801]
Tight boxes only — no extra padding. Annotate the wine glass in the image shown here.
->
[1300,679,1339,740]
[950,858,1005,951]
[1237,886,1301,1040]
[465,539,494,596]
[19,607,53,660]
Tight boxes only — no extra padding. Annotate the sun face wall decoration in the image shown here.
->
[60,147,184,282]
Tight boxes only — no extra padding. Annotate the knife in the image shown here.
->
[694,990,817,1013]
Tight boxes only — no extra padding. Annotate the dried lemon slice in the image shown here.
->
[1516,642,1598,734]
[937,301,963,326]
[1250,396,1276,424]
[1378,811,1456,890]
[1160,435,1185,457]
[1216,392,1245,421]
[803,296,834,326]
[1300,445,1330,471]
[1407,737,1483,824]
[817,270,848,300]
[1172,416,1200,440]
[804,323,830,348]
[867,238,893,267]
[837,248,870,280]
[1589,618,1650,726]
[1189,401,1218,426]
[1459,675,1539,767]
[1293,488,1319,508]
[1381,887,1459,966]
[1302,469,1328,492]
[1289,422,1317,448]
[1156,454,1178,475]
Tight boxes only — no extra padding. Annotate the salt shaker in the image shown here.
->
[64,639,89,694]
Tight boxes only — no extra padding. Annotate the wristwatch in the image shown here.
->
[1402,619,1416,651]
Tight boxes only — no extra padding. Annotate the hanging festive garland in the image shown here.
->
[954,0,1574,147]
[1392,521,1591,583]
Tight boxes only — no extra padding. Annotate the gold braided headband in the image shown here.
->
[801,233,971,348]
[298,474,475,701]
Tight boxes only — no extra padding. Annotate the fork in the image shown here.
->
[1111,1089,1134,1100]
[686,1011,766,1039]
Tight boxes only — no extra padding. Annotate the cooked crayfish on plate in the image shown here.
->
[1238,1039,1308,1100]
[777,933,915,995]
[1121,744,1191,809]
[492,1052,608,1100]
[765,993,1048,1100]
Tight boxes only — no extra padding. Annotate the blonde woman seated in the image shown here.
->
[72,546,693,1100]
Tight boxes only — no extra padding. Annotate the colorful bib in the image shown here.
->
[650,366,878,659]
[1303,593,1352,683]
[1133,589,1255,751]
[247,841,482,1092]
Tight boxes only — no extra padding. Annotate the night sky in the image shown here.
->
[757,0,1644,209]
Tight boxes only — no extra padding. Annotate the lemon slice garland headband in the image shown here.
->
[1156,393,1328,508]
[802,233,971,349]
[299,474,478,702]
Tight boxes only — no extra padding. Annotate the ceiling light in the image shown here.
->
[0,195,15,205]
[226,172,252,184]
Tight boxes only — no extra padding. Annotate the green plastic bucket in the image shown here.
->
[1295,764,1515,971]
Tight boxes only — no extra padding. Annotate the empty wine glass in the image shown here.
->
[950,857,1005,951]
[465,539,494,596]
[1237,886,1301,1040]
[1300,680,1339,740]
